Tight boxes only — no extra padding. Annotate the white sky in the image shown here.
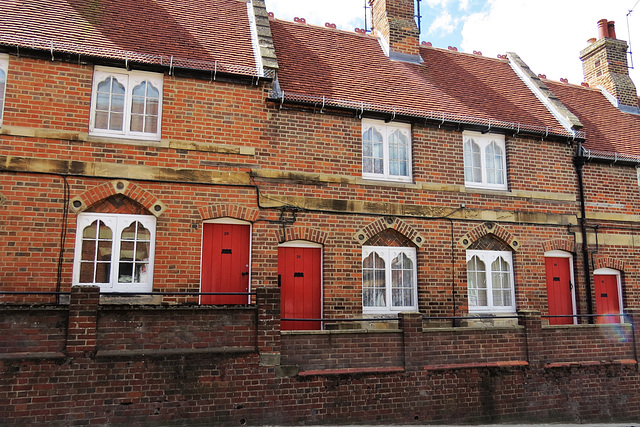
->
[265,0,640,88]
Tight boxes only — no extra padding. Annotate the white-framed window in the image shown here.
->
[0,54,8,126]
[362,119,412,182]
[362,246,417,313]
[463,131,507,190]
[466,250,515,313]
[72,213,156,293]
[89,66,163,140]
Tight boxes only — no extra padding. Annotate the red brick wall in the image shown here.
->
[2,300,640,425]
[0,307,67,354]
[96,306,256,353]
[281,330,403,370]
[540,324,635,364]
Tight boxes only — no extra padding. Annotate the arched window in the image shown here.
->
[362,119,412,182]
[463,132,507,190]
[466,250,514,312]
[362,246,417,313]
[73,213,156,292]
[90,67,163,140]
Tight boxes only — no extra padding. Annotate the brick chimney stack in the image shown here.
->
[580,19,638,108]
[369,0,421,60]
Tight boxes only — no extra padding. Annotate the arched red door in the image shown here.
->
[201,223,250,304]
[545,257,574,325]
[278,246,322,331]
[594,274,621,324]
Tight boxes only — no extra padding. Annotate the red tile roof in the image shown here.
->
[546,81,640,157]
[270,19,568,136]
[0,0,259,76]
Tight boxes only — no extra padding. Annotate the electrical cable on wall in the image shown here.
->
[56,176,70,304]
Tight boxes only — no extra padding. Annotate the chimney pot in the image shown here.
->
[597,19,609,39]
[607,21,617,39]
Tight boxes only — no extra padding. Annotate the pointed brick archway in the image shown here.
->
[458,222,520,251]
[70,180,167,217]
[354,217,424,248]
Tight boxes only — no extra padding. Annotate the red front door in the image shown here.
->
[545,257,574,325]
[594,274,621,324]
[201,223,250,304]
[278,246,322,331]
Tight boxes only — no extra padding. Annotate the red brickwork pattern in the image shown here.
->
[198,203,260,222]
[543,238,575,253]
[275,226,328,244]
[281,331,403,370]
[539,324,634,364]
[96,307,257,353]
[74,181,162,215]
[0,308,67,355]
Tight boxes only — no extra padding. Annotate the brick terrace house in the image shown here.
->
[2,0,640,424]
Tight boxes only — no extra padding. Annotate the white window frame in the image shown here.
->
[463,131,507,190]
[89,66,163,141]
[0,54,8,126]
[72,213,156,293]
[466,250,515,313]
[593,267,624,323]
[362,246,418,314]
[362,119,412,182]
[545,250,577,324]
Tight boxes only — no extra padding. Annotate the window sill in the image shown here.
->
[358,177,419,189]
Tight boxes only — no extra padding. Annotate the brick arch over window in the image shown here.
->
[276,226,328,245]
[70,180,167,217]
[354,217,425,248]
[542,238,575,253]
[198,204,259,222]
[458,222,520,251]
[594,256,626,272]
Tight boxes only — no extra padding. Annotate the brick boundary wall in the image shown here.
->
[1,287,640,425]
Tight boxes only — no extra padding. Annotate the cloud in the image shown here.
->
[458,0,470,11]
[425,0,453,7]
[460,0,640,85]
[428,11,458,36]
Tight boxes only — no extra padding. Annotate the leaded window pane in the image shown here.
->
[363,252,386,307]
[467,255,487,307]
[491,257,511,306]
[486,141,505,185]
[118,221,151,284]
[391,252,414,307]
[388,129,409,177]
[130,81,160,134]
[79,220,113,284]
[95,76,126,131]
[464,139,482,183]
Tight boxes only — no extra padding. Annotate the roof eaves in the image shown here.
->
[270,90,583,140]
[580,146,640,166]
[507,52,583,136]
[0,34,275,79]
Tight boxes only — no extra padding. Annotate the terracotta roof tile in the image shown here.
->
[0,0,259,75]
[270,19,564,134]
[546,81,640,157]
